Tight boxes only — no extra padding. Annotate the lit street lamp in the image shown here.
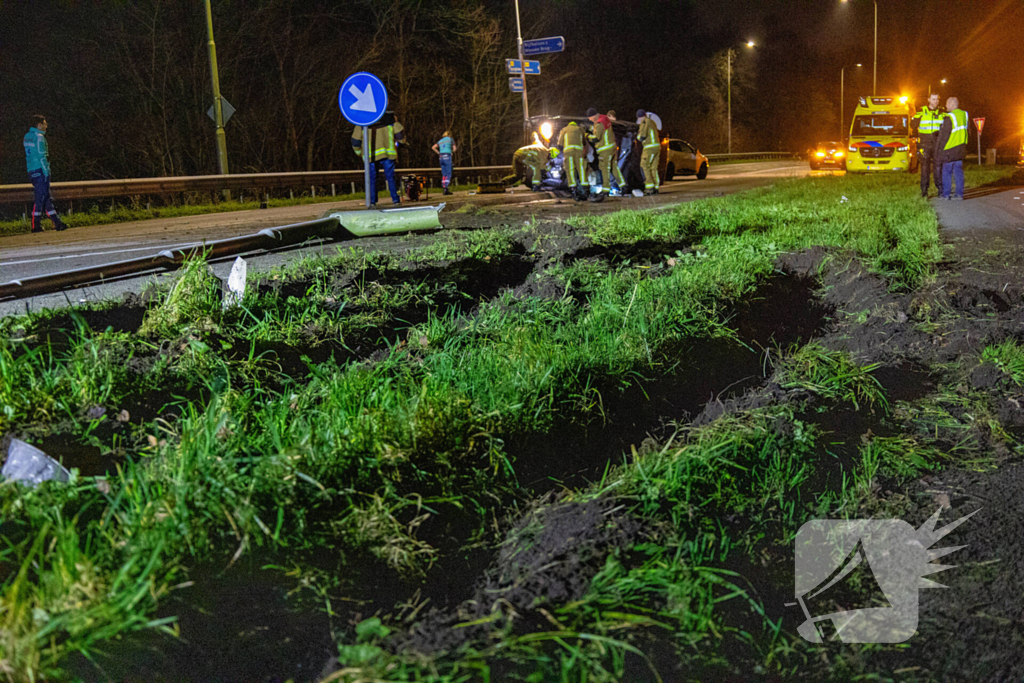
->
[841,63,863,139]
[727,41,756,154]
[841,0,878,95]
[928,78,948,95]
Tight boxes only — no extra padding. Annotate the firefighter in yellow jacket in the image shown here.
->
[509,140,549,190]
[636,109,660,194]
[587,107,624,200]
[556,121,587,201]
[350,112,405,205]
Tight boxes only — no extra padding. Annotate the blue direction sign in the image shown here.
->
[509,77,524,93]
[338,71,388,127]
[505,59,540,75]
[523,36,565,56]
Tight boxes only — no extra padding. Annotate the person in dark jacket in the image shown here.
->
[935,97,969,201]
[23,115,68,232]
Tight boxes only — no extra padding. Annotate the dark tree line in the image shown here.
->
[1,0,842,183]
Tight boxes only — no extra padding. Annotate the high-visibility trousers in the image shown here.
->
[563,150,587,188]
[597,150,624,193]
[641,147,660,190]
[526,160,544,186]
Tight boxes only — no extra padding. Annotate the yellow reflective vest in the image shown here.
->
[944,109,969,151]
[638,116,659,150]
[351,121,405,161]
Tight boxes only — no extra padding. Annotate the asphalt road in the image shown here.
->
[0,160,808,317]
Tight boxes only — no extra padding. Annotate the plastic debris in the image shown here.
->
[632,189,644,198]
[840,195,850,203]
[223,256,247,309]
[1,438,70,487]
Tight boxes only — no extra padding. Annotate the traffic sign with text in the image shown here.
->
[338,71,388,127]
[974,117,985,134]
[509,77,524,93]
[523,36,565,56]
[505,59,540,75]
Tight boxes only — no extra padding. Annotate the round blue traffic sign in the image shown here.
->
[338,72,388,127]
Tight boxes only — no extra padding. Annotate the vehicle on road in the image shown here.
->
[846,95,917,173]
[662,138,709,180]
[809,141,847,171]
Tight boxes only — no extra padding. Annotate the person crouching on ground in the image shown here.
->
[23,115,68,233]
[432,131,457,195]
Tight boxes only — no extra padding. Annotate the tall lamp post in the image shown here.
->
[841,0,877,95]
[727,41,756,154]
[841,63,863,139]
[204,0,229,181]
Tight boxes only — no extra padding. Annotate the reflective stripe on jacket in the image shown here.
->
[638,117,659,150]
[24,127,50,176]
[944,109,969,150]
[558,123,584,151]
[914,107,944,135]
[590,121,616,153]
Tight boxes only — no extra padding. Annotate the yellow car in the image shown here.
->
[810,141,847,171]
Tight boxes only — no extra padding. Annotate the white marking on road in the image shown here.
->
[0,241,200,267]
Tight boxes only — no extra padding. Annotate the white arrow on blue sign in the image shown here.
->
[506,59,540,75]
[522,36,565,56]
[509,77,524,93]
[338,72,388,127]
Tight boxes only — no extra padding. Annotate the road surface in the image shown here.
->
[0,160,808,316]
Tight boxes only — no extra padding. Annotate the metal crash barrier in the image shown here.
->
[0,204,445,303]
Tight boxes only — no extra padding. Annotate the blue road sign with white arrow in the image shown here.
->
[338,72,388,127]
[509,77,524,93]
[505,59,540,75]
[522,36,565,56]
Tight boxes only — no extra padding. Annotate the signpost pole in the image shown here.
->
[513,0,530,144]
[204,0,230,200]
[978,128,982,166]
[363,126,372,207]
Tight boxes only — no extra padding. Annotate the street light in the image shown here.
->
[728,41,756,154]
[204,0,230,183]
[841,0,878,95]
[841,63,863,139]
[928,79,948,95]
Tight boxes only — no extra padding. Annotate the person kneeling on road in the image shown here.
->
[508,141,549,191]
[23,115,68,233]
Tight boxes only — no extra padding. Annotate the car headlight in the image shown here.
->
[540,122,553,141]
[816,151,826,157]
[834,151,845,158]
[849,145,857,152]
[897,145,909,152]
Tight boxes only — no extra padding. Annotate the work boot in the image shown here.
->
[55,221,68,232]
[30,225,43,233]
[588,192,605,203]
[443,187,452,196]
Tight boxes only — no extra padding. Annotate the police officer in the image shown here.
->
[912,93,944,198]
[350,112,405,205]
[23,115,68,233]
[587,108,624,199]
[636,109,661,195]
[556,121,587,201]
[936,97,969,201]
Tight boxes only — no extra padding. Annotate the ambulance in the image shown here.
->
[846,95,918,173]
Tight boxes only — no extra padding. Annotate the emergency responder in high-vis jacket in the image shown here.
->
[912,92,945,198]
[636,109,661,194]
[935,97,968,201]
[556,121,587,201]
[587,107,624,200]
[23,115,68,233]
[350,112,405,205]
[509,141,549,190]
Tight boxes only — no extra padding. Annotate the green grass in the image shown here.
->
[0,167,975,680]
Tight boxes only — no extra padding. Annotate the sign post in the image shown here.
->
[339,72,388,207]
[522,36,565,56]
[513,0,530,143]
[974,118,986,166]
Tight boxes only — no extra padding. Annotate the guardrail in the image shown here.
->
[0,166,511,206]
[704,152,795,161]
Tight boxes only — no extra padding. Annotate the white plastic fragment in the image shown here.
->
[840,195,850,203]
[223,256,247,309]
[632,189,644,198]
[1,438,70,487]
